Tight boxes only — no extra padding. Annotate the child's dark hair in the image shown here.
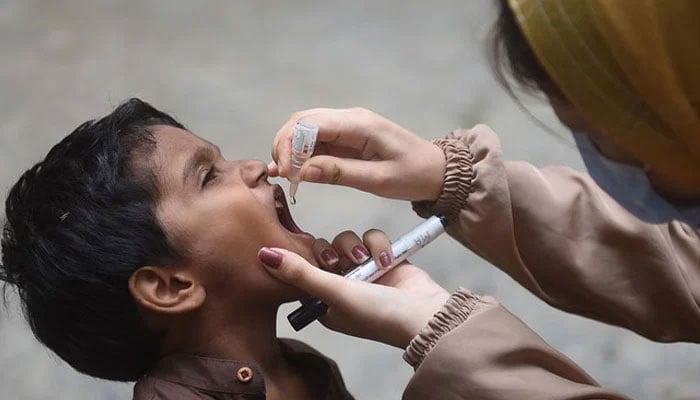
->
[1,98,184,381]
[490,0,564,100]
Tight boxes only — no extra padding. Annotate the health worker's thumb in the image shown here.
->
[300,155,380,192]
[257,247,344,302]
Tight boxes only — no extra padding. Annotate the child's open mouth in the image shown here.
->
[273,184,313,240]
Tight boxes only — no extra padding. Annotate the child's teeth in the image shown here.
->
[275,200,284,208]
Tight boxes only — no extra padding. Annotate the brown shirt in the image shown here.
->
[401,125,700,399]
[133,339,354,400]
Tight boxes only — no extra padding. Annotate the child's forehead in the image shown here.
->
[148,125,218,167]
[150,125,209,154]
[122,125,200,180]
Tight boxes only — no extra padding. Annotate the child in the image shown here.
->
[0,98,356,399]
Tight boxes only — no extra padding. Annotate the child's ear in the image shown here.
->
[128,266,205,314]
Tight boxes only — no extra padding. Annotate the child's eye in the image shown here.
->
[202,167,218,188]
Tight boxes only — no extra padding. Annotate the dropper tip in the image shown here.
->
[289,182,299,205]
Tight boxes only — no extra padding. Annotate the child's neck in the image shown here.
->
[161,302,310,398]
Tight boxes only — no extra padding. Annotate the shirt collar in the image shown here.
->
[147,353,266,395]
[142,339,351,398]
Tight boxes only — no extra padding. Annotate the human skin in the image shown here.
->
[126,126,447,398]
[270,106,700,205]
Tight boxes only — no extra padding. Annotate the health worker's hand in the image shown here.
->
[258,229,450,349]
[269,108,446,202]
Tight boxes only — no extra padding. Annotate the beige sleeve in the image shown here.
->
[402,289,630,400]
[412,125,700,343]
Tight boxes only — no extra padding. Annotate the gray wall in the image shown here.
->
[1,1,698,399]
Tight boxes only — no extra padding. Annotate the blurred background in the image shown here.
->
[1,1,699,399]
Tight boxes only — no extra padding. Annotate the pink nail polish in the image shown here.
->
[352,245,370,263]
[379,252,392,268]
[258,248,283,268]
[321,249,339,266]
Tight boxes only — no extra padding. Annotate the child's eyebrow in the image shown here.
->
[182,145,218,185]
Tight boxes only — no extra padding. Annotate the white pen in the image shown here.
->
[287,215,448,331]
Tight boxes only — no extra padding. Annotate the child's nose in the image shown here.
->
[240,159,268,187]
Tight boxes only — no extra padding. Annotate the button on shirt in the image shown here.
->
[133,339,354,400]
[235,366,254,383]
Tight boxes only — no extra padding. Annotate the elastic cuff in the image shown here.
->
[403,288,480,369]
[412,133,474,220]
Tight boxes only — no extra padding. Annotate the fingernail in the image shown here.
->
[303,166,323,182]
[351,245,370,263]
[321,248,339,267]
[379,251,392,268]
[258,247,283,268]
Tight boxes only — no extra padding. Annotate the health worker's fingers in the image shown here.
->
[362,229,393,269]
[271,117,296,177]
[257,247,451,349]
[299,155,389,194]
[312,238,340,271]
[267,161,279,177]
[272,107,384,177]
[332,231,370,265]
[257,247,354,305]
[272,108,332,177]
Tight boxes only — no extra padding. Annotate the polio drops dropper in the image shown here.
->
[288,121,319,204]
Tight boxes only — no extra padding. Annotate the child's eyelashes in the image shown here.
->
[201,166,219,188]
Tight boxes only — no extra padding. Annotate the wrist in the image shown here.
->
[412,133,474,220]
[416,142,446,201]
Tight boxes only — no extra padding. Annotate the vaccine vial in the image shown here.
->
[288,121,318,204]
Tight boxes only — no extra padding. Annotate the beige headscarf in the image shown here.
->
[509,0,700,186]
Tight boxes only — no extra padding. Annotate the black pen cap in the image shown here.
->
[287,299,329,331]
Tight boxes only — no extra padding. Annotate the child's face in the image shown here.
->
[149,125,315,303]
